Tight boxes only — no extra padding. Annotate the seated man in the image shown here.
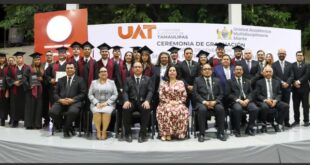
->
[49,63,86,137]
[226,64,259,137]
[122,62,153,143]
[193,63,226,142]
[255,65,289,132]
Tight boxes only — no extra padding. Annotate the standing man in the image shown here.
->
[177,47,200,107]
[168,47,181,65]
[6,52,29,127]
[68,41,82,64]
[0,52,9,126]
[122,62,153,143]
[42,50,54,128]
[49,63,86,137]
[272,48,294,127]
[231,45,244,65]
[291,51,310,127]
[193,63,226,142]
[255,65,289,132]
[209,42,227,67]
[111,45,123,65]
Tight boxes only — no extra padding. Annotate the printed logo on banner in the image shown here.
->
[217,27,233,40]
[118,25,157,39]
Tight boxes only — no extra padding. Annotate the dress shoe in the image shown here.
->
[0,119,5,126]
[304,122,309,127]
[42,122,50,128]
[63,131,71,138]
[166,135,171,141]
[291,121,300,127]
[101,131,108,140]
[284,122,291,128]
[138,136,148,143]
[198,134,205,142]
[217,133,227,141]
[25,127,34,130]
[161,136,166,141]
[12,121,19,128]
[233,130,241,137]
[245,127,255,136]
[273,124,281,132]
[260,125,267,133]
[70,129,76,136]
[125,135,132,143]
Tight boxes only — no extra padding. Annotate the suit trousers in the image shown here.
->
[49,102,81,132]
[292,91,309,123]
[122,101,151,137]
[196,103,225,135]
[231,102,259,131]
[258,101,289,125]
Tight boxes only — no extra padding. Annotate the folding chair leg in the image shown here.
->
[79,110,82,137]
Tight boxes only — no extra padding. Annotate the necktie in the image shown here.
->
[187,61,192,75]
[281,61,285,73]
[247,60,251,72]
[268,79,273,99]
[260,62,263,69]
[66,77,72,97]
[238,78,245,99]
[136,77,140,86]
[206,78,214,100]
[85,58,88,64]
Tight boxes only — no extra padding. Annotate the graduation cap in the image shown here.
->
[56,46,68,54]
[29,52,42,59]
[0,52,6,57]
[82,41,94,49]
[167,47,180,53]
[196,50,210,58]
[97,43,111,50]
[214,42,227,48]
[131,46,141,52]
[232,45,244,51]
[70,41,82,49]
[111,45,123,50]
[138,46,153,54]
[13,51,26,57]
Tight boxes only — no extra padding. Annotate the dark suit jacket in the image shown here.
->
[54,75,86,103]
[123,75,153,103]
[193,76,223,105]
[272,60,294,85]
[226,77,254,105]
[213,64,235,93]
[177,60,200,87]
[292,61,310,93]
[255,78,282,103]
[236,59,259,80]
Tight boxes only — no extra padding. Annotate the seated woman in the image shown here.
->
[156,65,189,141]
[88,67,118,140]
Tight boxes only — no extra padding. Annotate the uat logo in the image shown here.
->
[118,25,156,39]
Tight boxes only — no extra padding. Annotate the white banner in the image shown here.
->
[88,23,301,63]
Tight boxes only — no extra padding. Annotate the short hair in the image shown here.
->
[184,47,193,54]
[235,64,243,69]
[257,50,265,54]
[66,62,76,69]
[222,54,231,61]
[296,51,303,55]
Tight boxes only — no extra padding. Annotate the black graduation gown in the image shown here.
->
[0,66,9,120]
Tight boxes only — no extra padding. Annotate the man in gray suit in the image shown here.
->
[49,63,87,138]
[122,62,154,143]
[193,63,226,142]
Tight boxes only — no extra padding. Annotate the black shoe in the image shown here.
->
[125,135,132,143]
[0,119,5,126]
[273,124,281,132]
[42,122,50,128]
[284,122,291,128]
[70,129,76,136]
[8,119,12,125]
[304,122,309,127]
[198,134,205,142]
[291,121,300,127]
[12,121,19,128]
[138,136,148,143]
[233,130,241,137]
[217,133,227,141]
[261,125,267,133]
[63,131,71,138]
[25,127,34,130]
[245,127,255,136]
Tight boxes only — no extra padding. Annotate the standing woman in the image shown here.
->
[24,52,44,129]
[139,46,154,77]
[88,67,118,140]
[196,50,210,74]
[156,65,189,141]
[120,51,134,85]
[266,53,274,66]
[0,52,9,126]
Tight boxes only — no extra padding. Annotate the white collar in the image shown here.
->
[59,60,66,65]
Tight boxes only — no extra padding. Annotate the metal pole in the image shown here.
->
[228,4,242,25]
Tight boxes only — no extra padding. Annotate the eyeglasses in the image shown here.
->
[203,68,212,71]
[100,70,107,73]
